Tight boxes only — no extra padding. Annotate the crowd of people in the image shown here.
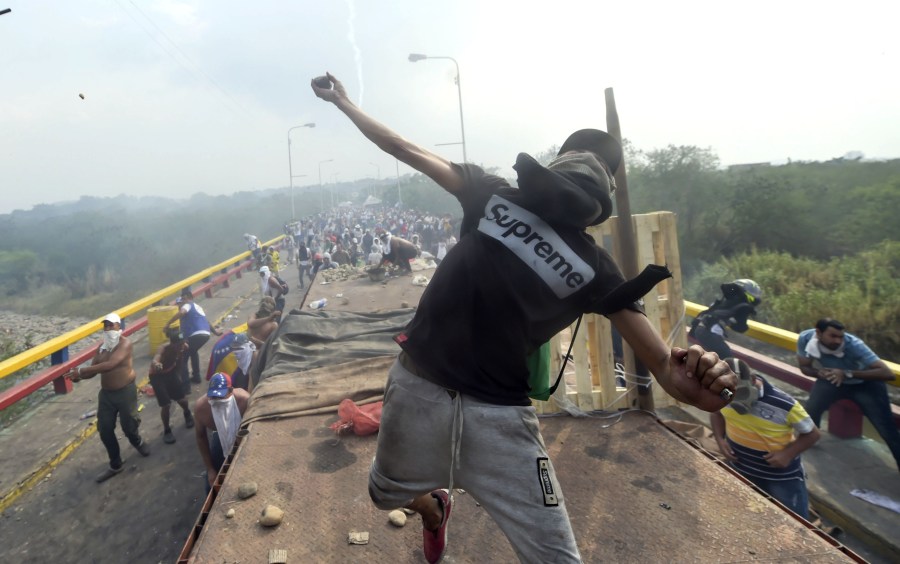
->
[277,205,459,282]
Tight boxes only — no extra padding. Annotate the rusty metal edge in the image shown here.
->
[657,418,868,563]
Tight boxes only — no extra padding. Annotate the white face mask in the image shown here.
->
[101,329,122,352]
[232,344,255,373]
[819,339,845,357]
[209,395,241,456]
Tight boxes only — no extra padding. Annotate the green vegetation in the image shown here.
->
[625,146,899,360]
[686,242,899,358]
[0,192,299,316]
[0,176,465,318]
[0,148,897,361]
[626,147,900,271]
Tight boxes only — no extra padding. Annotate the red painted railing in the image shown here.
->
[0,237,281,410]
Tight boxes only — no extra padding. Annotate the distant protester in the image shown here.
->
[164,288,222,393]
[297,241,312,289]
[244,233,262,264]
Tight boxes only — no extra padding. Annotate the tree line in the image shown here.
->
[0,147,896,357]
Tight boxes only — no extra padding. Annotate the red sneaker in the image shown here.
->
[423,489,452,563]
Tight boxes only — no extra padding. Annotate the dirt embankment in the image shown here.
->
[0,310,93,352]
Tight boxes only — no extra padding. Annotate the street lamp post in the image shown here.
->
[408,53,467,163]
[318,158,334,212]
[288,123,315,220]
[331,173,340,208]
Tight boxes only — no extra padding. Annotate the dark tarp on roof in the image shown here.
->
[246,309,414,424]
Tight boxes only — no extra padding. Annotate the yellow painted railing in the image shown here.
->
[685,301,900,385]
[0,236,283,382]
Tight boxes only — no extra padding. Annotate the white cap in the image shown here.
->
[259,266,270,274]
[102,313,121,325]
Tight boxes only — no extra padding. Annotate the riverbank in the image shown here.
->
[0,310,92,352]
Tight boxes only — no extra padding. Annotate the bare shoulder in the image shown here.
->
[193,395,211,425]
[235,389,251,412]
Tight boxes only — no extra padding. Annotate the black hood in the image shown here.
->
[513,152,614,228]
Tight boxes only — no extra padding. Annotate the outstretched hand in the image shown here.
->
[310,72,348,104]
[668,345,737,412]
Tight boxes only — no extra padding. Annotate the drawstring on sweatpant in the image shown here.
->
[447,391,463,495]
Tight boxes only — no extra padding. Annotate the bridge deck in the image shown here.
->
[185,409,854,563]
[0,262,896,563]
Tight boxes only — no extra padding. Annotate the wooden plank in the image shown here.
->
[573,318,593,411]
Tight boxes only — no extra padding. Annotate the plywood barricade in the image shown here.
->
[533,212,686,414]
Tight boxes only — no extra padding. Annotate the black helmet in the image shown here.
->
[722,279,762,305]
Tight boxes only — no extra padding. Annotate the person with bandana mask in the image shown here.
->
[228,333,257,392]
[312,72,738,563]
[66,313,150,483]
[798,318,900,471]
[193,373,249,492]
[710,359,820,518]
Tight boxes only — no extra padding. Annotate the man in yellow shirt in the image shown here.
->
[711,359,819,518]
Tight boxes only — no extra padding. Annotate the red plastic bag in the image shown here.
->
[330,399,383,436]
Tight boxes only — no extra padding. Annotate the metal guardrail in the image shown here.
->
[0,235,283,385]
[684,301,900,385]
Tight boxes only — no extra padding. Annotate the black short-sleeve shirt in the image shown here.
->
[400,164,629,405]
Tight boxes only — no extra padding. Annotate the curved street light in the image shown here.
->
[287,122,315,219]
[408,53,467,163]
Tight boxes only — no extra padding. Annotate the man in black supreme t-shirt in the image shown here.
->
[313,73,737,564]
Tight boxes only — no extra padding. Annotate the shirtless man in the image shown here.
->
[149,327,195,444]
[247,296,280,348]
[194,373,250,491]
[67,313,150,483]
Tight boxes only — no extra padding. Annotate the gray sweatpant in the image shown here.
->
[369,358,582,564]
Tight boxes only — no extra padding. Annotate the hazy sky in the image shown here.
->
[2,0,898,214]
